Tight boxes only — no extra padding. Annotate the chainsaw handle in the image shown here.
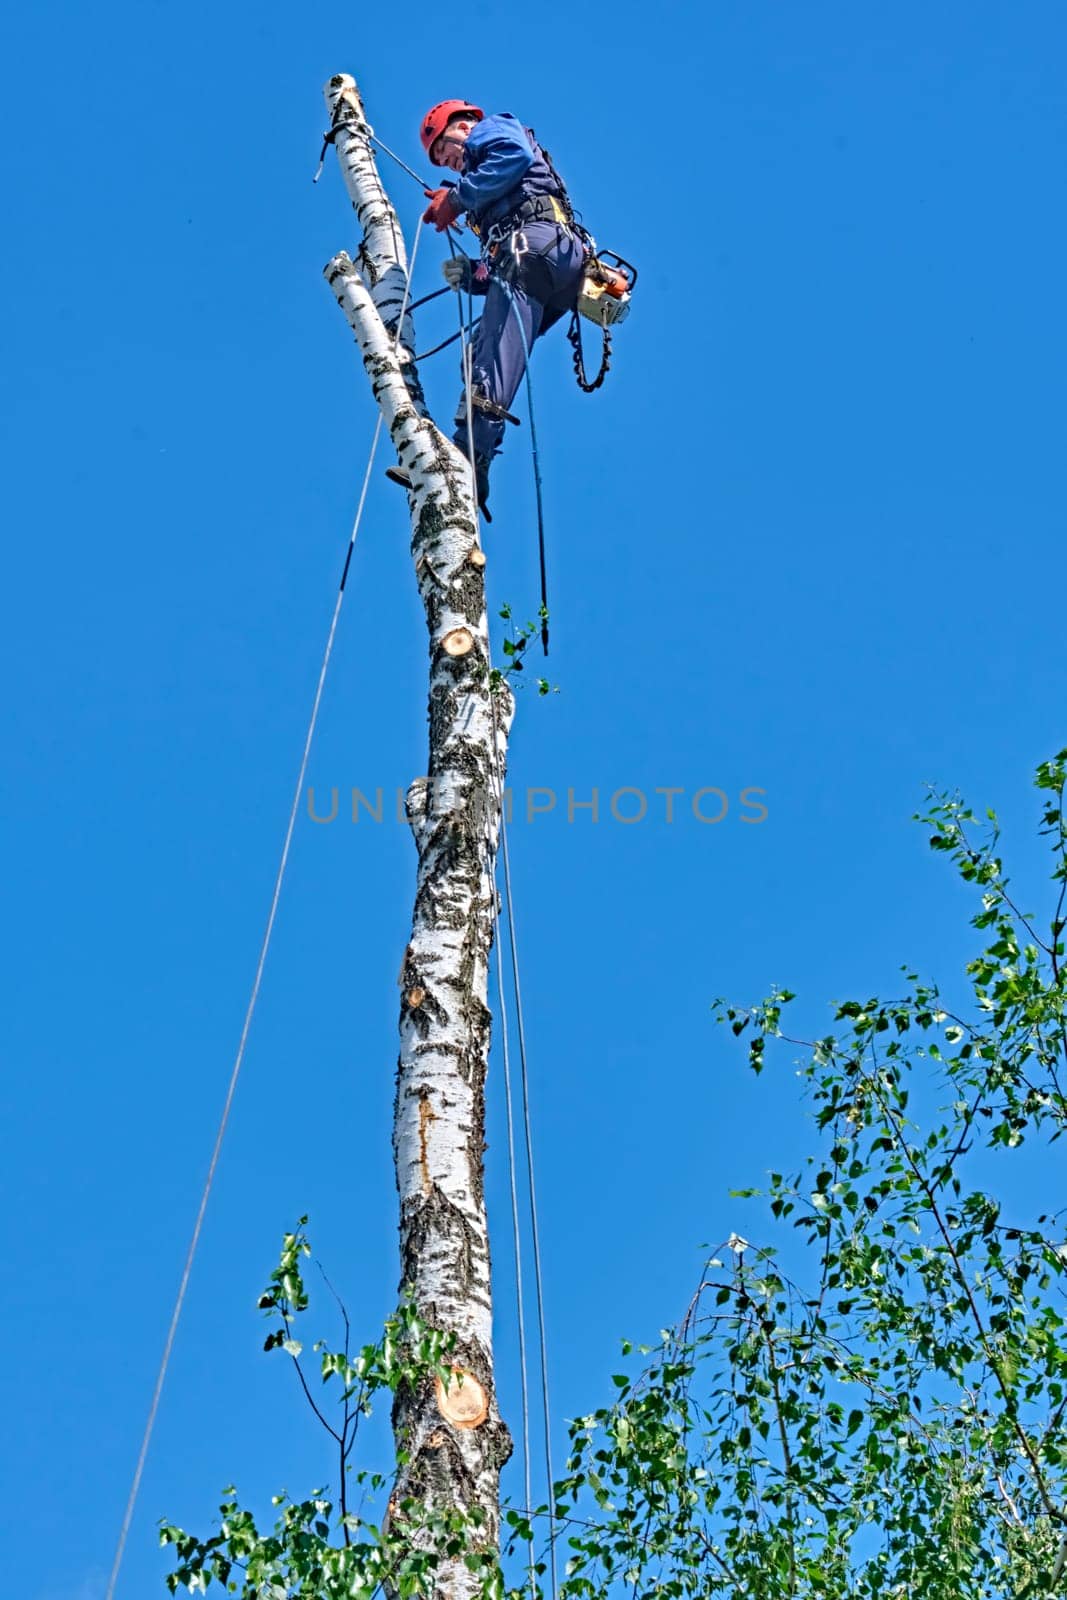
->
[594,249,638,291]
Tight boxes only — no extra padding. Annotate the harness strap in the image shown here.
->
[476,192,574,248]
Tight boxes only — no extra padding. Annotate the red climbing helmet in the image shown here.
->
[420,99,484,163]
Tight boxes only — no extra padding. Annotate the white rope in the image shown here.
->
[479,675,559,1600]
[495,727,559,1600]
[486,795,535,1579]
[105,219,424,1600]
[454,275,538,1577]
[454,244,480,515]
[451,275,558,1598]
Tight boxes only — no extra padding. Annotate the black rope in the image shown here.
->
[404,284,452,316]
[368,131,430,190]
[415,322,481,362]
[314,117,432,193]
[538,515,550,657]
[495,281,551,656]
[339,538,356,593]
[313,115,363,184]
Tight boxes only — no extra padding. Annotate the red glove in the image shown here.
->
[423,186,463,232]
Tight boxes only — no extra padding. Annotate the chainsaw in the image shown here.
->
[576,250,637,328]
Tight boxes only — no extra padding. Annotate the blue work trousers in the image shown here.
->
[454,222,587,464]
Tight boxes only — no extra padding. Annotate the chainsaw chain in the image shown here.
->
[568,311,612,393]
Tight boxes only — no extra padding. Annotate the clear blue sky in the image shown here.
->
[3,3,1065,1594]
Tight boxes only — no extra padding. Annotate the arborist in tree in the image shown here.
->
[410,100,588,520]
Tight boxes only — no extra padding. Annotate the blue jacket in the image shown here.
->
[451,113,567,234]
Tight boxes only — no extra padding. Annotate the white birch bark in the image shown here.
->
[324,75,420,386]
[322,75,514,1599]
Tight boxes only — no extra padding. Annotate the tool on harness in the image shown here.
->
[465,391,522,428]
[472,150,637,394]
[567,252,637,393]
[525,140,639,388]
[577,250,636,328]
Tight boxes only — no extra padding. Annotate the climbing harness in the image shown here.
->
[473,192,571,246]
[518,137,638,393]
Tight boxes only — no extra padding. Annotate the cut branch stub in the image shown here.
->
[435,1367,490,1430]
[326,75,367,132]
[467,547,487,569]
[441,627,475,658]
[406,986,426,1009]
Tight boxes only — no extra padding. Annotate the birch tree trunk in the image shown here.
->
[322,74,514,1599]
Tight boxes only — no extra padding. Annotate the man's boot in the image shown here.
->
[473,454,493,521]
[384,461,493,523]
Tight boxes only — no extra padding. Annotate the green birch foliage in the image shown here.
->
[164,753,1067,1599]
[555,752,1067,1599]
[161,1222,500,1600]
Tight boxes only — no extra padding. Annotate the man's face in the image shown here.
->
[432,118,473,172]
